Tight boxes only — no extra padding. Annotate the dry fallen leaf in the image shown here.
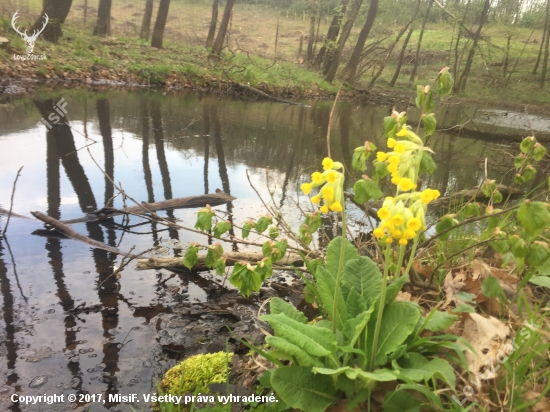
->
[461,313,511,378]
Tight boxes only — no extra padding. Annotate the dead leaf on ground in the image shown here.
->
[524,391,550,411]
[461,313,511,378]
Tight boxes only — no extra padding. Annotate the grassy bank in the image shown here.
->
[0,0,549,107]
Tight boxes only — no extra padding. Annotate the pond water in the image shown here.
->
[0,89,545,411]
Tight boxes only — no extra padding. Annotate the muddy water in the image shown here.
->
[0,90,545,411]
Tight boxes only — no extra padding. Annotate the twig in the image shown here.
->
[1,166,23,238]
[326,80,345,158]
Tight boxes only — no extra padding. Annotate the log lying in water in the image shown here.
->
[136,251,304,272]
[59,192,237,224]
[0,207,30,219]
[31,211,134,257]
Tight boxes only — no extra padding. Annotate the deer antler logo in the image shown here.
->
[12,11,49,54]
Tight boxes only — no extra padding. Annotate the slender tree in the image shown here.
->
[315,0,349,67]
[140,0,154,40]
[455,0,491,91]
[212,0,237,56]
[324,0,364,81]
[31,0,73,43]
[206,0,220,48]
[93,0,112,37]
[307,0,317,61]
[541,0,550,86]
[410,0,433,81]
[151,0,171,48]
[389,27,414,86]
[345,0,380,83]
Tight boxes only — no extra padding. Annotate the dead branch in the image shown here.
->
[136,251,304,272]
[59,192,236,224]
[1,166,23,237]
[31,211,136,258]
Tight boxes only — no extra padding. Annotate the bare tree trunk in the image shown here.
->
[345,0,379,83]
[212,0,237,56]
[534,11,548,74]
[410,0,433,81]
[84,0,88,24]
[151,0,171,48]
[307,0,317,61]
[298,33,304,59]
[274,16,279,56]
[456,0,490,91]
[206,0,220,48]
[315,0,349,67]
[324,0,364,81]
[541,0,550,86]
[32,0,73,43]
[93,0,112,37]
[370,1,420,87]
[140,0,154,40]
[389,27,414,86]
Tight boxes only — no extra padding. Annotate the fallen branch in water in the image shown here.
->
[59,192,237,224]
[1,166,23,237]
[136,251,304,272]
[31,211,136,257]
[0,207,29,220]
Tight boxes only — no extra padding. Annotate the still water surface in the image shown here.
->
[0,90,541,411]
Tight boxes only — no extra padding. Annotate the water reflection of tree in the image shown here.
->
[0,240,21,412]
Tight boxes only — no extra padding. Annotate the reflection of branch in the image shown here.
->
[1,166,23,238]
[3,237,27,302]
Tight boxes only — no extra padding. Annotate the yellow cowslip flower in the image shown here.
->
[373,228,385,238]
[326,170,337,183]
[387,138,397,148]
[399,238,408,246]
[377,152,388,162]
[391,175,402,185]
[311,195,320,205]
[420,188,440,204]
[404,229,416,239]
[393,229,403,239]
[394,143,406,154]
[387,237,393,243]
[396,127,408,137]
[322,157,334,170]
[377,207,390,220]
[320,205,329,214]
[391,213,405,226]
[398,178,416,192]
[301,183,312,195]
[329,201,343,212]
[311,172,324,184]
[382,197,394,208]
[388,163,399,175]
[322,185,334,202]
[388,156,400,165]
[407,217,421,231]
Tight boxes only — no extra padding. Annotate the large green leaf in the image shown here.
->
[424,310,458,332]
[529,276,550,289]
[353,179,383,204]
[384,390,422,412]
[396,353,456,388]
[325,236,359,278]
[343,307,374,348]
[270,297,308,323]
[345,288,367,319]
[372,302,421,366]
[385,275,408,306]
[341,257,383,302]
[517,201,550,239]
[316,266,347,331]
[271,366,336,412]
[261,313,337,357]
[265,336,323,367]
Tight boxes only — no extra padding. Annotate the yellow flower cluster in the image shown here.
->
[301,157,345,214]
[373,124,440,246]
[376,128,425,193]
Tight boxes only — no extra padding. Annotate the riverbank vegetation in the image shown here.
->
[1,0,550,106]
